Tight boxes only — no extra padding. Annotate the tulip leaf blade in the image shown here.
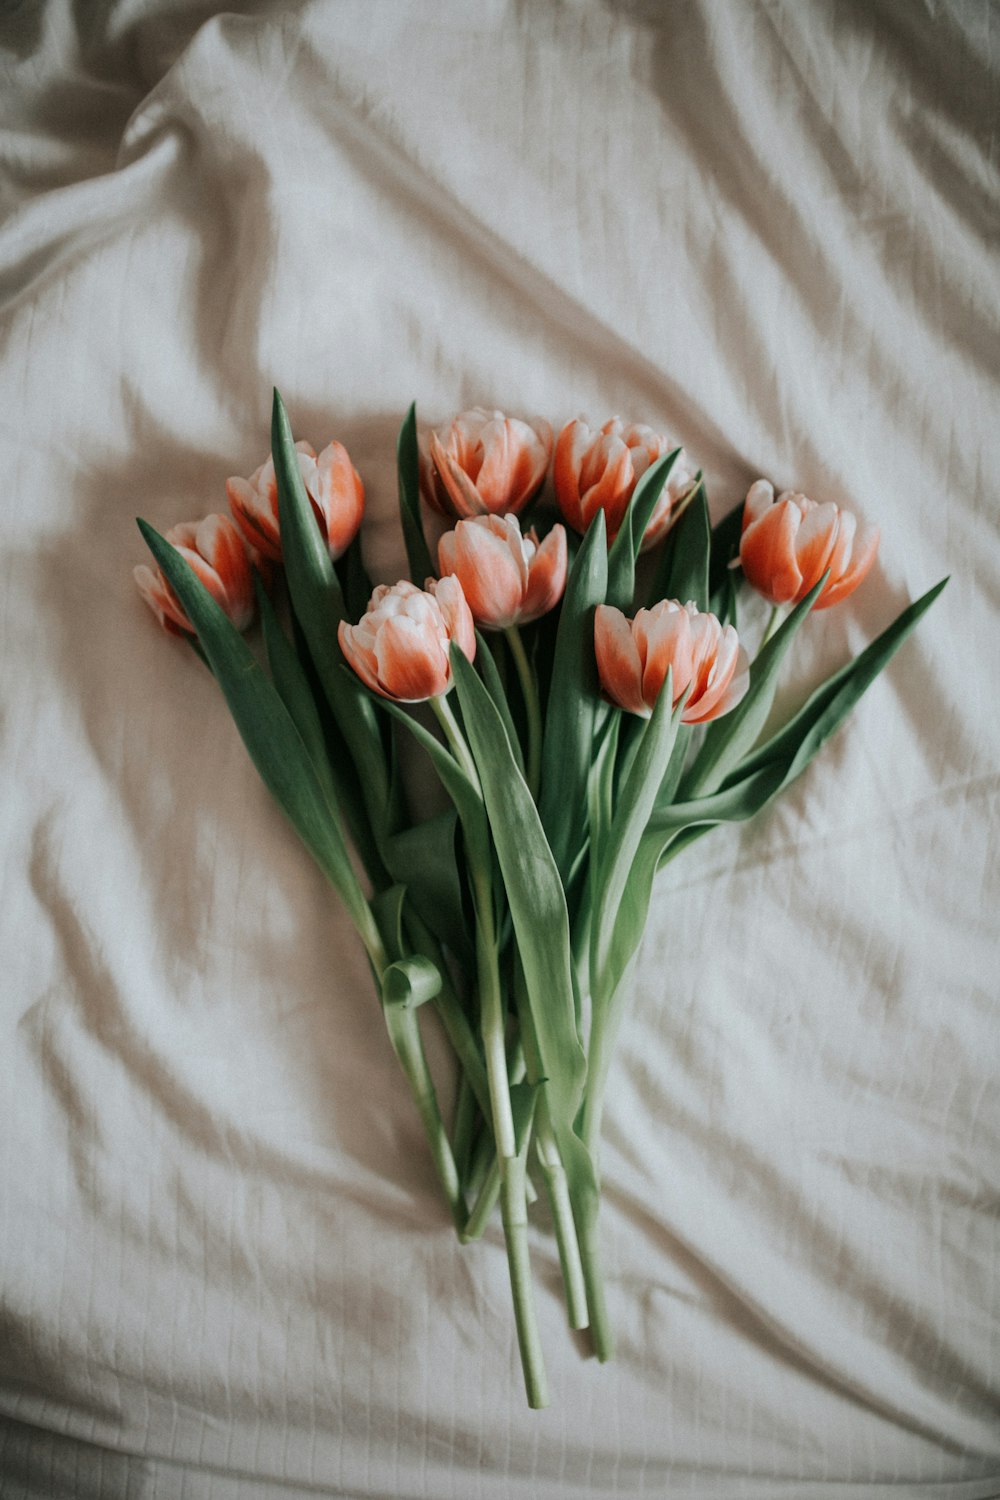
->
[475,630,524,776]
[255,575,336,800]
[272,390,391,834]
[450,645,600,1277]
[383,810,474,968]
[378,696,491,882]
[397,401,436,584]
[590,681,679,999]
[605,447,681,611]
[680,572,827,800]
[732,577,949,788]
[649,477,710,611]
[539,510,608,884]
[137,519,371,933]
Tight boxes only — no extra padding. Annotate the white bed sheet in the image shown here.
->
[1,2,998,1496]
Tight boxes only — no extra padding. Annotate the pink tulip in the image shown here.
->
[739,481,880,611]
[419,407,553,519]
[437,515,567,630]
[594,599,749,724]
[134,514,256,636]
[227,438,364,563]
[338,578,476,702]
[553,417,695,549]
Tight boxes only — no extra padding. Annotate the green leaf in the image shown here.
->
[450,647,600,1258]
[137,520,372,936]
[271,390,389,822]
[397,402,435,584]
[383,810,473,966]
[648,478,710,610]
[587,712,620,882]
[475,629,524,776]
[680,572,827,799]
[379,697,487,857]
[605,448,681,610]
[538,510,608,883]
[732,577,949,789]
[590,681,680,997]
[381,955,443,1009]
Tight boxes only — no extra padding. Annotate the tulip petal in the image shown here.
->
[580,438,635,541]
[740,499,803,604]
[793,501,840,598]
[520,524,568,624]
[312,441,365,561]
[337,619,381,696]
[134,562,190,635]
[429,574,477,665]
[635,602,693,708]
[817,523,880,609]
[743,479,775,530]
[375,614,451,700]
[595,604,647,715]
[448,518,523,627]
[432,436,487,518]
[227,475,281,560]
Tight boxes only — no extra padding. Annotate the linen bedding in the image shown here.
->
[1,1,998,1496]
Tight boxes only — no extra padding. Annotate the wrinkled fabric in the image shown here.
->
[1,2,998,1496]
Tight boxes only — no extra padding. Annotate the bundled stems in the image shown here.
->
[140,392,943,1410]
[430,692,550,1408]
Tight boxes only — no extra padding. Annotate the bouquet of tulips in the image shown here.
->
[135,394,944,1408]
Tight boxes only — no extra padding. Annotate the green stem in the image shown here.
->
[502,1145,549,1408]
[504,625,542,798]
[430,690,549,1406]
[515,960,588,1330]
[452,1071,478,1189]
[431,691,480,785]
[461,1154,500,1242]
[578,1214,614,1362]
[382,998,466,1235]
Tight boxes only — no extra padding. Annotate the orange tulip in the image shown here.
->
[594,599,749,724]
[437,515,567,630]
[553,417,695,549]
[227,438,364,563]
[338,578,476,702]
[134,514,256,636]
[739,481,880,610]
[419,407,553,519]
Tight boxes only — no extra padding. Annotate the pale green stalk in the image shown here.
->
[430,691,549,1407]
[503,625,542,798]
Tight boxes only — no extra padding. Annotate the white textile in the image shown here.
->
[1,2,998,1496]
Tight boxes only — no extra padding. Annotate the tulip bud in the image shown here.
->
[594,599,749,723]
[338,578,476,702]
[437,515,567,630]
[227,438,364,563]
[419,407,553,519]
[739,481,880,610]
[134,514,256,636]
[553,417,695,549]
